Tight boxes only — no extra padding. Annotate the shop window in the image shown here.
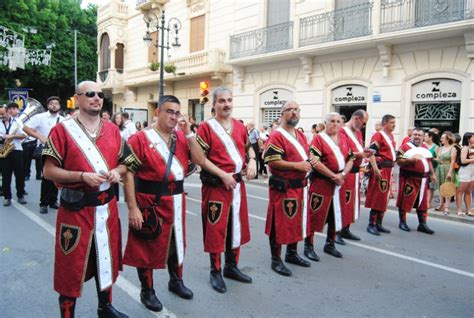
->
[148,31,158,63]
[190,15,205,53]
[115,43,124,73]
[262,108,281,125]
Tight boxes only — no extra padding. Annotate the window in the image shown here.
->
[115,43,124,72]
[148,31,158,63]
[262,108,281,125]
[190,15,205,53]
[266,0,290,26]
[100,33,110,71]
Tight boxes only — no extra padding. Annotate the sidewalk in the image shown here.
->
[246,176,474,225]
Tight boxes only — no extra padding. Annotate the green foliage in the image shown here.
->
[149,61,160,72]
[0,0,97,105]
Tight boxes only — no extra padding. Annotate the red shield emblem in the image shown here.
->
[283,198,298,219]
[379,179,389,193]
[310,193,323,211]
[208,201,223,224]
[404,183,414,196]
[59,224,81,255]
[345,190,352,204]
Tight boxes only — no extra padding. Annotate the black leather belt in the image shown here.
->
[350,166,360,173]
[135,177,184,196]
[400,170,430,178]
[377,160,395,168]
[269,176,307,192]
[60,187,115,211]
[200,170,242,187]
[311,170,343,182]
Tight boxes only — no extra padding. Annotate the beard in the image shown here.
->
[49,108,60,114]
[286,117,299,127]
[83,108,101,117]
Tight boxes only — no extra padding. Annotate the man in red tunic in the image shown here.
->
[365,114,397,236]
[264,101,316,276]
[196,87,256,293]
[43,81,137,318]
[337,110,372,244]
[123,95,207,311]
[396,127,436,234]
[305,112,353,259]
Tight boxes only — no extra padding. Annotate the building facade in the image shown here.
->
[98,0,474,144]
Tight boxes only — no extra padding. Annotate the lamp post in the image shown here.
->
[143,10,181,99]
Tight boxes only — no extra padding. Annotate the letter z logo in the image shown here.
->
[431,82,440,92]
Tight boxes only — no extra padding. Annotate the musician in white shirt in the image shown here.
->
[121,112,137,141]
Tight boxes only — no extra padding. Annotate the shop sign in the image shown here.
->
[332,85,367,105]
[260,88,293,108]
[412,79,461,102]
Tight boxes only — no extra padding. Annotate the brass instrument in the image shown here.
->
[0,98,45,158]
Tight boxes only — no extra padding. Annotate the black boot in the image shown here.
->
[59,295,76,318]
[335,233,346,245]
[417,211,435,235]
[398,209,411,231]
[223,248,252,283]
[209,254,226,293]
[323,240,343,258]
[168,271,193,299]
[340,227,361,241]
[367,210,380,236]
[271,257,292,276]
[137,268,162,312]
[376,212,391,233]
[285,244,311,267]
[303,239,320,262]
[97,289,129,318]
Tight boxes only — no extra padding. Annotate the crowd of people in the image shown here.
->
[0,80,472,318]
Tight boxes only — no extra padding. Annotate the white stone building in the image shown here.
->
[97,0,474,144]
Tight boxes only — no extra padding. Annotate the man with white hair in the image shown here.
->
[305,112,353,259]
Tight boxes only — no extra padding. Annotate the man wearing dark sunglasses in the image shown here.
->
[43,80,137,318]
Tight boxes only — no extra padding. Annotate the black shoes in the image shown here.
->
[418,223,435,235]
[168,279,193,299]
[17,197,27,204]
[376,223,391,233]
[210,270,227,293]
[303,242,320,262]
[285,251,311,267]
[97,304,129,317]
[367,224,380,236]
[39,206,48,214]
[323,242,343,258]
[140,289,163,312]
[399,221,411,232]
[271,258,292,277]
[3,199,11,207]
[223,265,252,283]
[335,234,346,245]
[49,202,60,209]
[341,228,361,241]
[25,176,30,181]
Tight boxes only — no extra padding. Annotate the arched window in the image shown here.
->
[100,33,111,71]
[115,43,124,73]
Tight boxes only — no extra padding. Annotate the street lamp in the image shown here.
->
[143,10,182,99]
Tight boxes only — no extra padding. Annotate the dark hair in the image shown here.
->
[121,112,130,120]
[382,114,395,125]
[158,95,180,109]
[47,96,60,104]
[312,123,317,130]
[412,127,424,133]
[112,112,124,131]
[454,133,461,144]
[461,132,473,146]
[143,121,148,128]
[427,131,440,145]
[101,110,111,116]
[352,109,366,119]
[6,102,19,109]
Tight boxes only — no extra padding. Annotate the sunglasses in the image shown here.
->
[78,91,105,99]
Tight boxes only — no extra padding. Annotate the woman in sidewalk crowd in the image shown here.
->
[455,132,474,216]
[112,112,125,141]
[435,131,458,215]
[424,131,440,209]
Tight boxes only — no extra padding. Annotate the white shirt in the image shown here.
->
[24,111,65,145]
[0,117,25,151]
[122,119,137,141]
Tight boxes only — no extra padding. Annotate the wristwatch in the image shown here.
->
[341,172,346,178]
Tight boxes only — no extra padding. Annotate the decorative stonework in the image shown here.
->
[234,66,245,90]
[465,31,474,60]
[299,55,313,85]
[377,43,392,78]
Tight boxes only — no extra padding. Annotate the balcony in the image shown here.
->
[299,2,373,46]
[136,0,169,11]
[381,0,474,32]
[230,21,294,59]
[97,0,128,24]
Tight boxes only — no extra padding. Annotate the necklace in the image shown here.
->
[78,118,101,137]
[155,128,171,146]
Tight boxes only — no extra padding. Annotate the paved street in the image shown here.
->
[1,173,473,317]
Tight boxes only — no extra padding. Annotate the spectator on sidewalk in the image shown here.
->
[456,132,474,216]
[435,131,457,215]
[247,122,260,179]
[122,112,137,141]
[258,124,269,177]
[424,131,440,209]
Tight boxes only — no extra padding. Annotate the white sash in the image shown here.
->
[62,118,113,290]
[343,126,363,221]
[380,130,396,162]
[407,142,429,208]
[208,119,243,248]
[319,132,345,231]
[277,127,308,238]
[144,129,185,264]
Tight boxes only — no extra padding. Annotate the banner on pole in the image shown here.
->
[8,89,29,111]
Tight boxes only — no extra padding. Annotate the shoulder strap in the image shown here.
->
[158,132,176,201]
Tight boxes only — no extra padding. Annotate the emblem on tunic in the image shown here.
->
[379,179,389,193]
[404,183,415,196]
[345,190,352,204]
[310,193,323,211]
[283,199,298,219]
[208,201,223,224]
[59,224,81,255]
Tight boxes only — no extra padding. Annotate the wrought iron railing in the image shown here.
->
[99,70,109,83]
[299,2,373,47]
[381,0,474,33]
[230,21,294,59]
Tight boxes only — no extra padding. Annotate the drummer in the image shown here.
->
[396,127,437,234]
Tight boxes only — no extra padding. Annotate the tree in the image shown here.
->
[0,0,97,107]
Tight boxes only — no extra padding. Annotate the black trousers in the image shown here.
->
[22,140,36,178]
[251,143,259,177]
[40,178,58,206]
[1,150,25,200]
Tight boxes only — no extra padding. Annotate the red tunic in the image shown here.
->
[396,142,431,212]
[339,127,364,227]
[123,129,189,268]
[365,130,396,212]
[308,132,351,233]
[43,118,134,298]
[264,129,310,244]
[196,118,251,253]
